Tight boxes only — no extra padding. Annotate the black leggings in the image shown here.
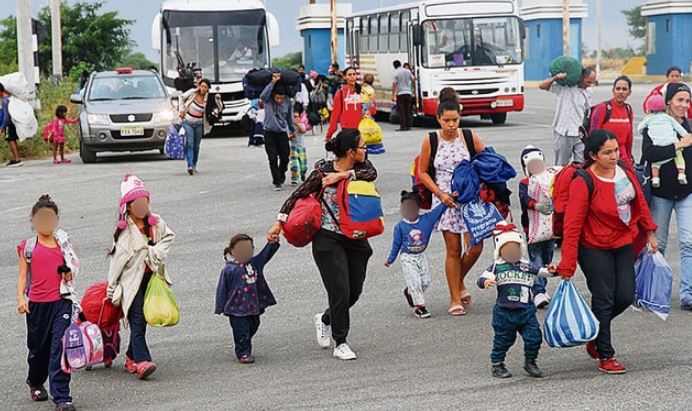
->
[312,229,373,345]
[578,244,635,359]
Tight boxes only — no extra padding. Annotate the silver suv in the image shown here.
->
[70,68,177,163]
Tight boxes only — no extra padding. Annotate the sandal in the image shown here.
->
[460,292,473,308]
[448,305,466,316]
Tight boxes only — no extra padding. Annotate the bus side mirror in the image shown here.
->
[267,12,280,48]
[151,13,161,51]
[412,24,422,46]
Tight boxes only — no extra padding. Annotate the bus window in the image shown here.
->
[345,19,352,55]
[378,15,388,52]
[359,17,368,52]
[368,16,377,52]
[389,13,400,52]
[400,12,410,51]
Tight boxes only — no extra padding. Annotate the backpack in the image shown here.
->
[42,119,56,142]
[205,96,224,127]
[310,89,328,108]
[552,160,630,237]
[412,129,474,209]
[580,101,633,139]
[164,125,185,160]
[324,179,385,240]
[61,307,104,374]
[21,230,79,297]
[242,68,273,99]
[283,191,324,247]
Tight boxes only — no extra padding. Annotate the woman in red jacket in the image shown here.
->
[589,76,634,164]
[326,67,375,140]
[557,129,658,375]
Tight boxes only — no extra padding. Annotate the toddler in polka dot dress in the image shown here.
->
[214,234,280,364]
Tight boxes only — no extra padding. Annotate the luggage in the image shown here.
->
[81,281,122,328]
[359,117,383,148]
[462,197,504,246]
[164,125,185,160]
[527,168,559,244]
[633,250,673,320]
[549,56,583,87]
[61,307,105,373]
[8,96,38,140]
[330,180,385,240]
[143,274,180,327]
[0,72,33,101]
[282,194,324,247]
[543,280,599,348]
[242,68,273,99]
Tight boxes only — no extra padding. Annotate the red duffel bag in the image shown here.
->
[282,193,324,247]
[81,281,122,328]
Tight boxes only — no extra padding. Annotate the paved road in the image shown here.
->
[1,87,691,410]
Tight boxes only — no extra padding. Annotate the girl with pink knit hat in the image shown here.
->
[106,174,176,380]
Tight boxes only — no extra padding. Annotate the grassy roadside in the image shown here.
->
[1,77,80,163]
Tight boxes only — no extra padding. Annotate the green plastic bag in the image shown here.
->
[143,274,180,327]
[549,56,583,87]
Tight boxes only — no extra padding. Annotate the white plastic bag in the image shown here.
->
[0,72,33,101]
[8,96,38,140]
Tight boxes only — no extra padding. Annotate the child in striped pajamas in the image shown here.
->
[290,109,308,185]
[385,190,446,318]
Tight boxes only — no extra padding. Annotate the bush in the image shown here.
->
[1,76,79,162]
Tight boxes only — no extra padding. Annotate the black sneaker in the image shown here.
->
[187,167,194,176]
[492,363,512,378]
[55,402,76,411]
[28,385,48,402]
[403,288,414,308]
[523,358,544,378]
[414,306,431,319]
[7,160,23,168]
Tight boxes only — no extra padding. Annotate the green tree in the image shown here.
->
[622,6,646,40]
[0,2,134,75]
[271,52,302,69]
[119,52,156,70]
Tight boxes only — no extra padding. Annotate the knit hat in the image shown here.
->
[117,174,157,230]
[493,221,527,262]
[665,82,691,105]
[520,145,544,176]
[647,94,666,113]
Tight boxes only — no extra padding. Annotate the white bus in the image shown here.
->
[345,0,525,124]
[151,0,279,123]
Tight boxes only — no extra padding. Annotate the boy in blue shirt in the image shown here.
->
[385,191,446,318]
[478,222,555,378]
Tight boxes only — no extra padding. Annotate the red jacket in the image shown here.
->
[557,167,657,277]
[591,99,633,163]
[326,86,375,139]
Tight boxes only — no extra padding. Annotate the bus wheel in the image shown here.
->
[491,113,507,124]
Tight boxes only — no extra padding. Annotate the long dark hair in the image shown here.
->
[342,66,362,94]
[109,207,154,255]
[583,129,617,167]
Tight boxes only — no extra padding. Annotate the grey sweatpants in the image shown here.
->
[553,131,584,166]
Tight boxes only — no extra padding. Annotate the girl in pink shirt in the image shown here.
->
[16,195,78,410]
[46,105,78,164]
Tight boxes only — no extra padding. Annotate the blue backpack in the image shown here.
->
[164,125,185,160]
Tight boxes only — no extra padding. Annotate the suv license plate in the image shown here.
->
[495,99,514,107]
[120,126,145,137]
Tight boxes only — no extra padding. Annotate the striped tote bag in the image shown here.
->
[544,280,600,348]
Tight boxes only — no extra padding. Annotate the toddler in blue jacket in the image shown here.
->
[215,234,279,364]
[385,190,446,318]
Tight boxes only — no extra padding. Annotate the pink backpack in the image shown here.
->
[61,308,104,373]
[42,119,56,142]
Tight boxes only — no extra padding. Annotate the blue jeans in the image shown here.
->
[650,194,692,305]
[229,315,261,358]
[528,240,555,295]
[182,121,204,168]
[126,273,152,362]
[490,305,542,363]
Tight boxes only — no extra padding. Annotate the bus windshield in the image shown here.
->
[421,17,522,68]
[162,10,268,83]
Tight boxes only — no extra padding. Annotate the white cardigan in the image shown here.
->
[107,215,175,322]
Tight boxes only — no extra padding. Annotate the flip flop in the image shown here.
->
[460,292,473,308]
[448,305,466,316]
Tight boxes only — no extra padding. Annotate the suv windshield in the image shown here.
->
[88,75,166,101]
[421,17,522,68]
[162,10,268,83]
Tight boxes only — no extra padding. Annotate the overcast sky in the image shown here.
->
[4,0,642,60]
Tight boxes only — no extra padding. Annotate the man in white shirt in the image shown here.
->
[539,68,597,165]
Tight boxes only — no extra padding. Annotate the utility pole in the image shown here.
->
[595,0,601,75]
[330,0,337,65]
[562,0,570,56]
[49,0,62,80]
[16,0,36,90]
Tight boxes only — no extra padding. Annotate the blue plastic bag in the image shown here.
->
[461,197,503,246]
[633,251,673,320]
[164,125,185,160]
[544,280,599,348]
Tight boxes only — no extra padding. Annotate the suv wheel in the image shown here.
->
[80,140,97,163]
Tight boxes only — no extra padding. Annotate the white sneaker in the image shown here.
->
[534,292,551,309]
[314,314,331,349]
[333,343,357,360]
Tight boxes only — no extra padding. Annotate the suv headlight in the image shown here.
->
[153,109,176,125]
[87,114,110,126]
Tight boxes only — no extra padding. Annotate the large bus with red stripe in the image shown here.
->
[344,0,525,124]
